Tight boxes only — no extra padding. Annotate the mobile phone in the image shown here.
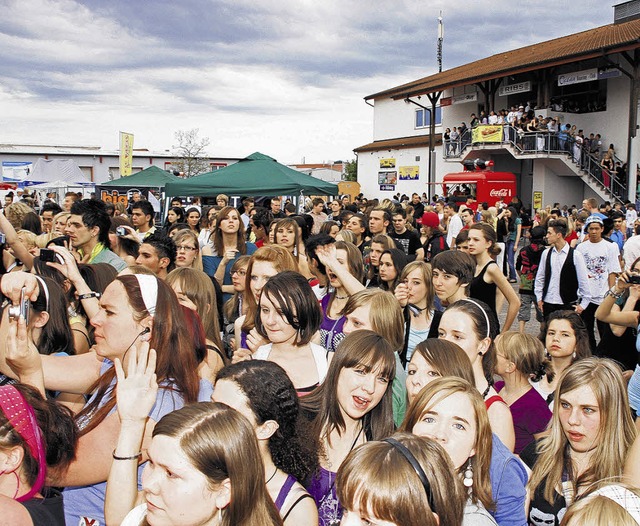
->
[116,226,127,236]
[8,288,30,325]
[628,275,640,285]
[39,248,56,263]
[49,235,69,247]
[0,232,5,245]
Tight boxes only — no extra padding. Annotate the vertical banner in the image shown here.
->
[533,191,543,211]
[119,131,134,177]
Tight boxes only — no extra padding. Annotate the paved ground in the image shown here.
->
[497,282,543,337]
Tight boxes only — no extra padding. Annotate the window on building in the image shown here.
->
[415,107,442,128]
[209,162,227,170]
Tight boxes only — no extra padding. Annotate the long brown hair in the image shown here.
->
[147,403,282,526]
[303,331,395,448]
[76,275,200,434]
[213,206,247,256]
[400,377,495,512]
[166,267,224,357]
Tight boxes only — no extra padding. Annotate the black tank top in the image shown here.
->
[470,260,498,315]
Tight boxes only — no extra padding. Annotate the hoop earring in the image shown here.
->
[463,459,474,490]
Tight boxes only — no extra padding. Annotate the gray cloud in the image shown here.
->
[0,0,615,161]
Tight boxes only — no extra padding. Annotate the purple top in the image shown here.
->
[306,467,341,526]
[275,474,297,511]
[319,295,346,353]
[495,381,552,454]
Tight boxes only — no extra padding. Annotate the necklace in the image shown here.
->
[266,465,278,484]
[335,294,349,300]
[326,423,364,469]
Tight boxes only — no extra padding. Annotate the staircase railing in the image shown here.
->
[443,125,627,202]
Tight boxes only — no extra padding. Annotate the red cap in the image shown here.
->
[418,212,440,228]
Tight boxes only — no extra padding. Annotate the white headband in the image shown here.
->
[34,276,50,312]
[463,298,491,339]
[134,274,158,316]
[590,485,640,524]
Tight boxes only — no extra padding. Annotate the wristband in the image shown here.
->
[112,449,142,461]
[77,292,101,300]
[605,287,624,300]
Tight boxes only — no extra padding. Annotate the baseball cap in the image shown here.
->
[417,212,440,228]
[584,215,604,227]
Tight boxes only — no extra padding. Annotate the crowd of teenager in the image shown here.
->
[1,187,640,525]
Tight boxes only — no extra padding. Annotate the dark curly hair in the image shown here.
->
[216,360,318,482]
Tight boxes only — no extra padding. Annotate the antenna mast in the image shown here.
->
[437,11,444,73]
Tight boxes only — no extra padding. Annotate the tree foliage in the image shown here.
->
[344,159,357,182]
[172,128,211,178]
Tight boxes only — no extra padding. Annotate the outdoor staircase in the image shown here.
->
[443,127,627,203]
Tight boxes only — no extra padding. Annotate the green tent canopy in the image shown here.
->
[100,165,180,188]
[164,152,340,197]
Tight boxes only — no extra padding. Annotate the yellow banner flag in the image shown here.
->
[472,125,503,144]
[119,132,134,176]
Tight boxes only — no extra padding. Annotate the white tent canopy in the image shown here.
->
[29,158,91,184]
[29,179,91,190]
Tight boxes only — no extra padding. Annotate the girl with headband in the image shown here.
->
[437,298,516,452]
[0,381,77,526]
[337,433,464,526]
[523,358,636,525]
[0,270,205,525]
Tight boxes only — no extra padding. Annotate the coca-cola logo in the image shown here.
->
[489,188,510,197]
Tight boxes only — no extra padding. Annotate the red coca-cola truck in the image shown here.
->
[441,159,517,208]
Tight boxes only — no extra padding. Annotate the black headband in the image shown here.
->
[382,437,436,512]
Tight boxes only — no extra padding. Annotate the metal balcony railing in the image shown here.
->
[443,125,627,202]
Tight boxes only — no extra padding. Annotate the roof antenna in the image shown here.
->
[437,11,444,73]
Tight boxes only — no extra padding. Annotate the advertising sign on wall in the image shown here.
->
[399,166,419,180]
[378,171,398,185]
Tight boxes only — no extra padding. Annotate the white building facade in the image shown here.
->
[355,3,640,209]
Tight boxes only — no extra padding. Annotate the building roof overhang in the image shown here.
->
[366,18,640,101]
[353,134,442,153]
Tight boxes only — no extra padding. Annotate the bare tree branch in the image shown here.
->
[172,128,211,178]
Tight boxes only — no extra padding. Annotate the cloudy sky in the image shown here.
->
[0,0,613,164]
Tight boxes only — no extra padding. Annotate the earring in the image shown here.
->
[218,508,222,523]
[572,351,576,359]
[463,459,474,489]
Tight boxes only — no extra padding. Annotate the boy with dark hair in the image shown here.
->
[130,200,156,240]
[135,233,176,279]
[40,201,62,233]
[430,250,475,307]
[67,199,126,271]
